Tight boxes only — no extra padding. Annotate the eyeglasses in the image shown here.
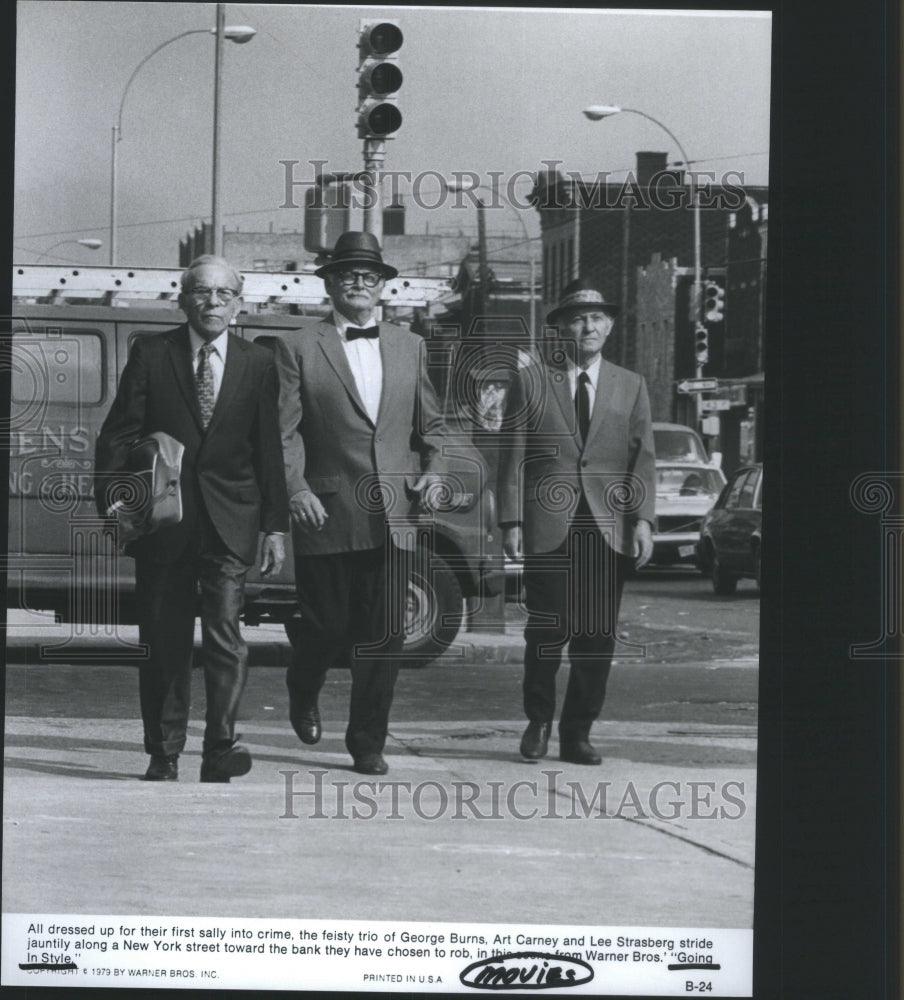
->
[334,270,382,288]
[186,286,240,303]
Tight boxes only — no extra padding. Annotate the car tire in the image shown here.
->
[711,552,738,595]
[403,552,464,668]
[283,550,464,669]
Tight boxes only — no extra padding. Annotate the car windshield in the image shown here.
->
[654,428,709,463]
[656,466,725,496]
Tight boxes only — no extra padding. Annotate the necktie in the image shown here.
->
[345,325,379,341]
[195,343,216,429]
[576,370,591,442]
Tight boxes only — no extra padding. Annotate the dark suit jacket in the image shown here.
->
[95,325,289,566]
[272,317,447,556]
[498,355,656,557]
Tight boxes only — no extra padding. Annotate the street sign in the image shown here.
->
[677,378,719,394]
[701,398,731,411]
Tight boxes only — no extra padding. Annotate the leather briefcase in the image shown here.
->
[105,431,184,546]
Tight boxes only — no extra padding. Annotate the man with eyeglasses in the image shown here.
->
[272,231,446,776]
[95,255,289,783]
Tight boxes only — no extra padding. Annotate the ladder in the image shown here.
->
[12,264,455,308]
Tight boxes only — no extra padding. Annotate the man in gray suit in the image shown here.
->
[499,279,656,766]
[273,232,446,775]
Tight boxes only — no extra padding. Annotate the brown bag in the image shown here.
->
[105,431,184,546]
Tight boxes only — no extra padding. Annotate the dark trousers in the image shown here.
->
[522,511,632,744]
[135,510,250,757]
[288,545,406,759]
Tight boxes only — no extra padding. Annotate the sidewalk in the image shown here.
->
[3,713,755,928]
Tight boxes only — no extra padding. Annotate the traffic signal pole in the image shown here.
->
[693,187,703,434]
[362,137,385,242]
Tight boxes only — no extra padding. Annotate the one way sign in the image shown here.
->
[677,378,719,394]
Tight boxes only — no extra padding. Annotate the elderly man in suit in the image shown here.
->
[95,255,289,782]
[273,232,446,776]
[499,278,656,765]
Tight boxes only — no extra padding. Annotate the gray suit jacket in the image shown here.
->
[498,355,656,557]
[272,317,447,555]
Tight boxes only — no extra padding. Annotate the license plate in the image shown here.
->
[678,544,696,558]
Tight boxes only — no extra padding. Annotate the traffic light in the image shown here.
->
[357,20,403,138]
[703,280,725,323]
[694,323,709,365]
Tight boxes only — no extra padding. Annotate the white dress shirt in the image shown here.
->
[188,327,228,403]
[332,311,383,424]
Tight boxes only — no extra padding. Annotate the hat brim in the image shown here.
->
[547,302,619,324]
[315,257,398,280]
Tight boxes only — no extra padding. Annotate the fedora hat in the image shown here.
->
[547,278,619,324]
[314,231,399,280]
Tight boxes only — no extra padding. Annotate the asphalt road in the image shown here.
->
[6,568,759,734]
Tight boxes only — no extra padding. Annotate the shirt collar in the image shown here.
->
[331,310,378,340]
[567,353,602,389]
[188,327,229,359]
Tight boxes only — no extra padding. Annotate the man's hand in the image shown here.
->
[633,519,654,569]
[260,533,286,577]
[503,525,523,561]
[290,489,328,531]
[411,472,444,513]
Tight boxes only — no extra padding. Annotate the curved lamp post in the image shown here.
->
[583,104,704,425]
[36,238,103,262]
[109,18,256,264]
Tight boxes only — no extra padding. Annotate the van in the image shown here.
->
[7,300,499,667]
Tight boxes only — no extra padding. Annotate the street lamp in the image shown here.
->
[583,104,703,426]
[35,238,103,262]
[109,15,256,265]
[447,179,538,347]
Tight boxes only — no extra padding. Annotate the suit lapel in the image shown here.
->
[317,320,373,425]
[375,326,403,429]
[547,363,581,448]
[585,360,615,445]
[204,332,246,436]
[167,326,204,432]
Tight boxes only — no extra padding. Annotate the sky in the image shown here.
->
[14,3,772,268]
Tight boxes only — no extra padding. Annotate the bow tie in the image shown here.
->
[345,325,379,341]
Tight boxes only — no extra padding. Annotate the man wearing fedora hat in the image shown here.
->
[499,277,656,765]
[272,232,447,776]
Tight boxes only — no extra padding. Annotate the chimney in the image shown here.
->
[636,150,686,191]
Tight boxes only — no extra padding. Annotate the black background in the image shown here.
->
[0,2,899,999]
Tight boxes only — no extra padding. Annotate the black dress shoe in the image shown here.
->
[142,754,178,781]
[200,743,252,783]
[353,754,388,776]
[559,740,602,766]
[291,700,322,745]
[520,721,551,760]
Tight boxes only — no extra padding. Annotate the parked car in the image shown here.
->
[650,463,726,566]
[7,304,499,668]
[652,421,715,467]
[695,463,763,594]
